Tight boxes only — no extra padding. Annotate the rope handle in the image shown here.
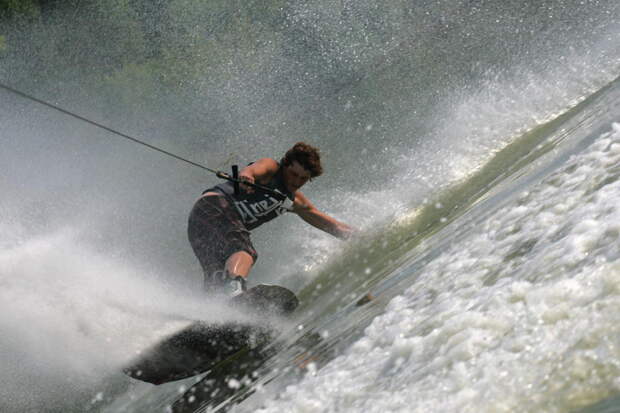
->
[215,168,287,200]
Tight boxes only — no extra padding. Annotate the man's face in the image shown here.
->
[283,161,312,192]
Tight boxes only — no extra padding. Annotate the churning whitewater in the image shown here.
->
[246,122,620,413]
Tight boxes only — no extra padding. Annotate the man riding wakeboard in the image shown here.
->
[188,142,356,297]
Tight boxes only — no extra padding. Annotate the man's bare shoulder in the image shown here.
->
[245,158,279,182]
[254,158,279,169]
[292,190,314,213]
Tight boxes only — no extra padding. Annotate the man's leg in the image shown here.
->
[225,251,254,279]
[188,193,257,296]
[222,251,254,296]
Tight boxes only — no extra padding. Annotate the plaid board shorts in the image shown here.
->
[187,192,258,290]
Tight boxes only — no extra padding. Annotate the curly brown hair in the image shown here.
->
[281,142,323,177]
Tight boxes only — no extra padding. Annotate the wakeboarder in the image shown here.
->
[187,142,355,296]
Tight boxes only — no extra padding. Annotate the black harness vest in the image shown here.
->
[208,166,294,231]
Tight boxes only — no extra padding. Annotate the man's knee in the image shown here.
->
[225,251,254,278]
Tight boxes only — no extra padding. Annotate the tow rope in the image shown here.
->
[0,81,285,198]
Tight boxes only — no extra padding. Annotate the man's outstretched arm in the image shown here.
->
[292,191,356,240]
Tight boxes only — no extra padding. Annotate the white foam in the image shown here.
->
[0,225,240,411]
[249,125,620,413]
[396,52,620,203]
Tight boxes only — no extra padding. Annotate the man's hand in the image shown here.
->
[237,158,279,194]
[239,174,255,193]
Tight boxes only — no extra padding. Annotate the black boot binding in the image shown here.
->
[204,271,247,297]
[224,272,247,297]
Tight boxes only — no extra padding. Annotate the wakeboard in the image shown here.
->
[124,284,298,385]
